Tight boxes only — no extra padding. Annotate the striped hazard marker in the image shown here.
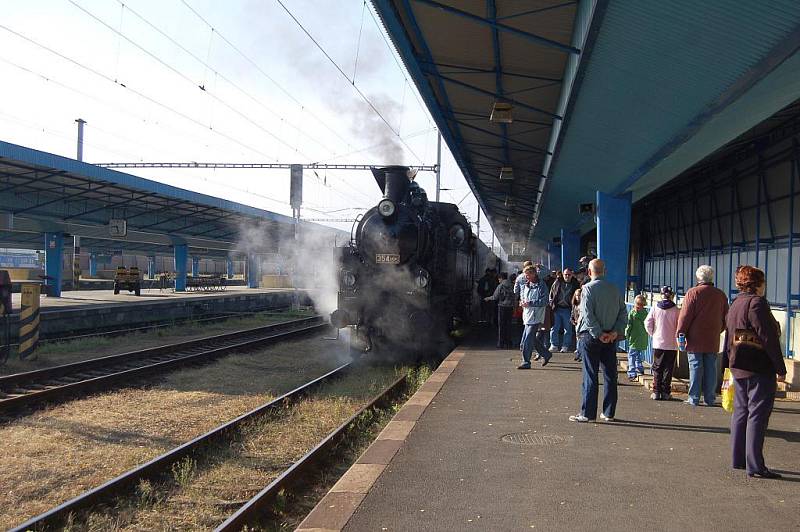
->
[19,283,40,360]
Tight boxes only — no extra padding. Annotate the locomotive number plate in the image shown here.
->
[376,254,400,264]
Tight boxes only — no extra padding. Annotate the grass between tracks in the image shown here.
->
[0,308,313,376]
[63,365,426,531]
[0,332,342,530]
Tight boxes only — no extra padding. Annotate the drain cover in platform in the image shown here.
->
[501,433,567,446]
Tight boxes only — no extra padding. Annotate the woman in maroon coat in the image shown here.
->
[726,265,787,479]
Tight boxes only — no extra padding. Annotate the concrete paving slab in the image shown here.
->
[330,464,386,494]
[356,440,404,465]
[300,492,366,530]
[341,335,800,532]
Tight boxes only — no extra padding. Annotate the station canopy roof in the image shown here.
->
[373,0,800,253]
[0,140,342,258]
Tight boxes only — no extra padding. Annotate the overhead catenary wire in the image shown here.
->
[365,2,434,128]
[0,34,375,210]
[0,55,264,163]
[179,0,353,150]
[67,0,316,162]
[273,0,425,164]
[0,24,277,161]
[111,0,337,157]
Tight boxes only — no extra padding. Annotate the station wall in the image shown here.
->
[630,114,800,358]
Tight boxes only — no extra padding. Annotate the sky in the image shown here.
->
[0,0,500,249]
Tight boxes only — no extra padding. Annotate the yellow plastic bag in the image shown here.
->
[721,368,735,413]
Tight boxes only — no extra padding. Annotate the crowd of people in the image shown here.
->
[479,259,788,479]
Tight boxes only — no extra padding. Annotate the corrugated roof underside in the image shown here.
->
[536,0,800,240]
[382,0,577,248]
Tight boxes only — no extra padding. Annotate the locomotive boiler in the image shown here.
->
[330,166,476,359]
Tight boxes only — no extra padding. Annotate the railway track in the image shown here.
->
[9,363,408,532]
[0,316,325,414]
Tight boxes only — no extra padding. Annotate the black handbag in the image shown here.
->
[728,299,773,373]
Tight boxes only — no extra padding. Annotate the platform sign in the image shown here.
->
[109,219,127,237]
[508,241,527,262]
[19,283,40,359]
[290,164,303,210]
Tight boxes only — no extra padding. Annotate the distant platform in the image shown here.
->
[11,287,297,312]
[7,288,309,339]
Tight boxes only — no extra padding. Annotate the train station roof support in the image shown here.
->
[373,0,800,251]
[0,141,342,258]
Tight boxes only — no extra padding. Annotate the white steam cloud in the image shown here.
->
[235,219,342,317]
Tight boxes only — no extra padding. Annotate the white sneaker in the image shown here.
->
[569,414,589,423]
[650,393,659,400]
[559,347,570,353]
[600,413,615,422]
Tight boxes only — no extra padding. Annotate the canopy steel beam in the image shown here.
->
[61,191,161,221]
[11,184,105,215]
[418,59,561,82]
[0,214,239,251]
[437,73,562,119]
[488,0,511,173]
[413,0,580,55]
[498,1,577,21]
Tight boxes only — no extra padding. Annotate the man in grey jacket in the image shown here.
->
[569,259,628,422]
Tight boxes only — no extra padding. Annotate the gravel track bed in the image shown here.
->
[72,366,402,531]
[0,332,345,530]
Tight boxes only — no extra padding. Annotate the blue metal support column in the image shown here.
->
[561,229,580,271]
[44,232,64,297]
[597,191,632,296]
[88,253,97,277]
[191,256,200,278]
[247,254,259,288]
[226,257,234,279]
[174,244,187,292]
[148,256,155,279]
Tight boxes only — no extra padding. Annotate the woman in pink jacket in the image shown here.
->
[644,286,680,400]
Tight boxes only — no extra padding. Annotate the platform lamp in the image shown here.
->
[490,101,513,123]
[499,166,514,181]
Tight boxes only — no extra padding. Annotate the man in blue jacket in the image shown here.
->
[518,265,552,369]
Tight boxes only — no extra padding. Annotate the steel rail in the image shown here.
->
[216,373,408,531]
[9,363,351,532]
[0,316,325,414]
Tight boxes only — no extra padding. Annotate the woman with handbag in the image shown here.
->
[726,265,787,479]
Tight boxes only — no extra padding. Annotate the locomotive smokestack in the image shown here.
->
[371,166,411,203]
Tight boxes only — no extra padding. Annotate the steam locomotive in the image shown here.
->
[330,166,477,359]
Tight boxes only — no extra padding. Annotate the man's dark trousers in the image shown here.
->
[579,334,618,419]
[497,306,513,347]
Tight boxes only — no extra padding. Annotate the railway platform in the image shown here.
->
[299,333,800,531]
[8,288,309,338]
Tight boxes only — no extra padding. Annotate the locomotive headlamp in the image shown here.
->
[342,270,357,288]
[377,198,396,218]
